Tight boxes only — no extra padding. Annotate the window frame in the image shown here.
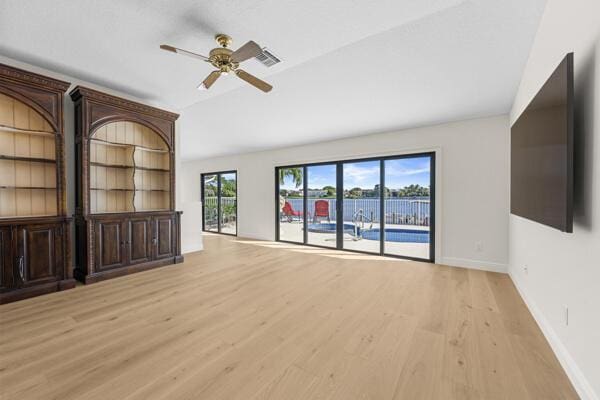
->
[275,152,435,262]
[201,170,238,236]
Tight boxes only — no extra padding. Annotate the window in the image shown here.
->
[275,153,435,262]
[201,171,237,236]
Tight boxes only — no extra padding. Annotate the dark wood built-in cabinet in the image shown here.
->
[70,87,182,284]
[91,212,178,274]
[0,64,74,303]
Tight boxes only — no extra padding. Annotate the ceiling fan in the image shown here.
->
[160,34,273,92]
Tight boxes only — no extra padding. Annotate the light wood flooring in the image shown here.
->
[0,234,578,399]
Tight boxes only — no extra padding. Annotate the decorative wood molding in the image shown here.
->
[0,63,70,93]
[70,86,179,121]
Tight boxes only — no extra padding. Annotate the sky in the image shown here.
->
[280,156,431,190]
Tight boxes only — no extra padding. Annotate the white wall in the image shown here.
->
[508,1,600,398]
[181,115,510,271]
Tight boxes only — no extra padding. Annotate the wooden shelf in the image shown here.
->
[90,188,134,191]
[89,211,133,215]
[90,162,134,169]
[90,138,168,153]
[135,166,169,172]
[0,186,56,190]
[0,155,56,164]
[0,124,56,137]
[0,213,56,220]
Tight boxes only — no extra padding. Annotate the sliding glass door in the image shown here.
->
[384,156,433,260]
[277,166,304,243]
[201,171,237,236]
[220,172,237,234]
[275,152,435,262]
[202,174,219,232]
[307,164,337,248]
[342,160,380,254]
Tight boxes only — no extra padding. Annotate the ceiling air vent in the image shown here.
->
[255,48,281,67]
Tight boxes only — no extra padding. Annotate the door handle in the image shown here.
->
[152,238,157,245]
[17,255,25,283]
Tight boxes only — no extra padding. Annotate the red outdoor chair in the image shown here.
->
[281,201,310,222]
[313,200,331,223]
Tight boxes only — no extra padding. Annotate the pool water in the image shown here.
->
[361,228,429,243]
[307,223,429,243]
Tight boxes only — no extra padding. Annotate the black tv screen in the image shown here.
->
[511,53,574,232]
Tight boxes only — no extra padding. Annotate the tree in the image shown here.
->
[279,167,302,188]
[397,184,429,197]
[322,185,336,197]
[373,184,390,197]
[347,187,363,198]
[220,177,237,197]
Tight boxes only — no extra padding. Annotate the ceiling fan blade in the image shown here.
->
[235,69,272,93]
[160,44,209,62]
[198,71,221,90]
[231,41,262,63]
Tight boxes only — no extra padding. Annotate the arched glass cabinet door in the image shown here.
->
[0,92,58,218]
[89,120,171,214]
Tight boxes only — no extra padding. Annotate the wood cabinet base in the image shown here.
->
[0,278,76,304]
[74,212,183,284]
[74,255,183,284]
[0,216,74,304]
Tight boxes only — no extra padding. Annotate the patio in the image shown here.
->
[279,220,430,259]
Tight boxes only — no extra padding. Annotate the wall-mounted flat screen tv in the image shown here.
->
[511,53,574,232]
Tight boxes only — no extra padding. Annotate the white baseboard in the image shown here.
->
[509,270,598,400]
[440,257,507,273]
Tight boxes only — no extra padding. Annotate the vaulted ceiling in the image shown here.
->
[0,0,547,160]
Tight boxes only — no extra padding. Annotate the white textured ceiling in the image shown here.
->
[0,0,464,108]
[180,0,547,160]
[0,0,546,160]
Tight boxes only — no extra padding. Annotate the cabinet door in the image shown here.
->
[15,224,61,287]
[153,215,174,260]
[94,219,126,271]
[127,217,151,265]
[0,227,13,291]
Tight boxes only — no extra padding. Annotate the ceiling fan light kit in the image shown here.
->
[161,34,273,93]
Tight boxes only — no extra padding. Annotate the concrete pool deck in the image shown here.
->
[279,221,430,260]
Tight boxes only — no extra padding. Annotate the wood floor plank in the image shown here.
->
[251,365,320,400]
[0,235,578,400]
[470,308,531,399]
[392,328,446,399]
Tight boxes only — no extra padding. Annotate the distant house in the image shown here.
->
[299,189,327,197]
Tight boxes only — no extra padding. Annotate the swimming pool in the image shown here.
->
[361,228,429,243]
[307,224,428,243]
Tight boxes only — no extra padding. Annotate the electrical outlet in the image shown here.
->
[523,265,528,274]
[475,241,483,252]
[564,305,569,326]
